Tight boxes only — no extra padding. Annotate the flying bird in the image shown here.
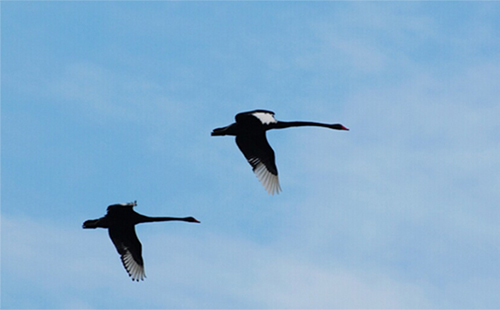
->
[83,201,200,281]
[211,110,349,195]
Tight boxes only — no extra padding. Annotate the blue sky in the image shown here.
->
[2,2,500,309]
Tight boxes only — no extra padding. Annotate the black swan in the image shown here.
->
[83,201,200,281]
[211,110,348,195]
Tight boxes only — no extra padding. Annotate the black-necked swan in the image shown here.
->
[83,201,200,281]
[211,110,348,195]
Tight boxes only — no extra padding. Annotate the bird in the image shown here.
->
[211,109,348,195]
[82,201,200,281]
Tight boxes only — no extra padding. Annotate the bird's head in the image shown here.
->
[330,124,349,131]
[184,217,201,223]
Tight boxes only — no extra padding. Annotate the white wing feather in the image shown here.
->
[121,249,146,282]
[252,112,278,125]
[252,161,281,195]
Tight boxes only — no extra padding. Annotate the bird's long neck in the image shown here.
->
[269,121,347,131]
[136,215,192,224]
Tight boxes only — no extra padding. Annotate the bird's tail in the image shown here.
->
[211,127,227,136]
[211,123,237,136]
[82,219,100,229]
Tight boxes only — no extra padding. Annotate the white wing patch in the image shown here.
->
[117,201,137,207]
[251,160,281,195]
[252,112,278,125]
[121,249,146,282]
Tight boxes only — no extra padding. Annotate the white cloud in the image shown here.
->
[2,215,435,309]
[274,35,500,308]
[4,3,500,309]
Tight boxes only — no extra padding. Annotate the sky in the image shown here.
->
[2,1,500,309]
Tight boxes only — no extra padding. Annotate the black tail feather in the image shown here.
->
[82,219,99,229]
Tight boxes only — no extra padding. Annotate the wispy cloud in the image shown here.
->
[278,35,500,308]
[3,2,500,309]
[2,215,434,309]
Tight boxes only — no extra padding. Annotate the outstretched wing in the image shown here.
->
[108,226,146,281]
[236,133,281,195]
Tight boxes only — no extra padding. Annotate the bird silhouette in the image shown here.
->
[211,110,348,195]
[83,201,200,281]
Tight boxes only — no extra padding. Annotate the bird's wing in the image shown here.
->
[108,226,146,281]
[236,134,282,195]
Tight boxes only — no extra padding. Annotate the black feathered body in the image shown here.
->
[211,109,348,195]
[83,202,199,281]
